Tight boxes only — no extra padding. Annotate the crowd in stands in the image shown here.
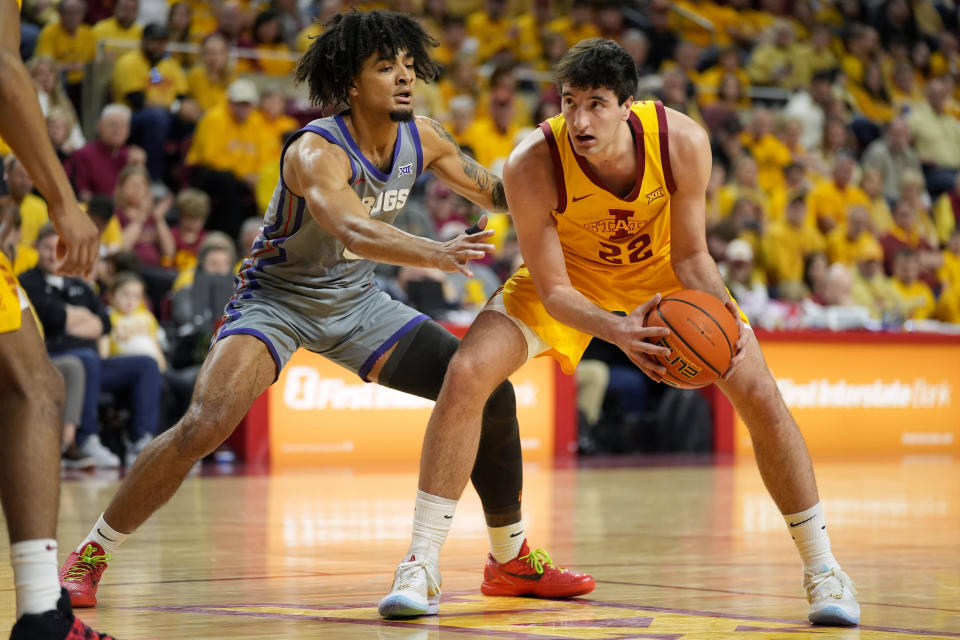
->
[2,0,960,463]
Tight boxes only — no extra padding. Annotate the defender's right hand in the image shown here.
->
[612,293,672,383]
[435,216,495,277]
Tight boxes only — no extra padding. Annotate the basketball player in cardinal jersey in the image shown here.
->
[388,39,860,626]
[0,0,115,637]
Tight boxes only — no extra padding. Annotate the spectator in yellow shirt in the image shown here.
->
[187,79,272,239]
[847,62,894,126]
[850,241,899,319]
[92,0,143,60]
[933,170,960,246]
[466,0,540,64]
[908,78,960,198]
[860,167,893,234]
[34,0,95,101]
[890,248,936,320]
[3,156,49,257]
[762,195,826,289]
[166,1,196,67]
[460,85,521,174]
[246,9,296,76]
[739,107,792,194]
[545,0,600,49]
[718,155,769,220]
[187,33,236,111]
[806,153,870,233]
[746,21,798,87]
[826,205,883,266]
[698,47,751,107]
[112,23,195,181]
[259,88,299,160]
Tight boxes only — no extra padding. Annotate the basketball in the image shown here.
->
[644,290,739,389]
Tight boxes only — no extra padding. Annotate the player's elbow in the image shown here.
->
[338,217,374,258]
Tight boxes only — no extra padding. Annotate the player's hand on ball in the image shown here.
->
[617,293,671,382]
[722,301,751,380]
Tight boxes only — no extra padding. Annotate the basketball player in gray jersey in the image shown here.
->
[59,9,593,619]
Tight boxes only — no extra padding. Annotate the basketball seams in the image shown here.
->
[655,306,724,379]
[662,297,736,359]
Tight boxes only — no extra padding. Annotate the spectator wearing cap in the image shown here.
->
[34,0,95,108]
[67,104,133,202]
[722,238,768,326]
[186,79,273,240]
[112,23,196,181]
[92,0,143,60]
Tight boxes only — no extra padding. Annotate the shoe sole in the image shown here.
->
[480,579,596,598]
[809,605,859,626]
[378,595,438,618]
[68,593,97,608]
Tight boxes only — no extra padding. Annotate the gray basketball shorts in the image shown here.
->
[211,282,428,381]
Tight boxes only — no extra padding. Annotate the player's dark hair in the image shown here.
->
[553,38,638,105]
[295,9,441,108]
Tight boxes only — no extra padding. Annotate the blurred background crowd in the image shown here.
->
[3,0,960,463]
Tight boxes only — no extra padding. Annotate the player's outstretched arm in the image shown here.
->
[0,0,98,276]
[503,128,670,372]
[666,108,749,375]
[416,116,508,213]
[285,133,495,276]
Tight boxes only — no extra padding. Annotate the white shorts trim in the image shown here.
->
[483,291,550,362]
[18,286,29,311]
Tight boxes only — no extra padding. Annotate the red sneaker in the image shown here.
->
[9,588,117,639]
[480,540,595,598]
[59,542,111,608]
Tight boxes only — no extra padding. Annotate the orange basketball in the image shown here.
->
[644,289,739,389]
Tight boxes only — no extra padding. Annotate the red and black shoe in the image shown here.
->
[9,587,117,639]
[480,540,595,598]
[59,542,110,608]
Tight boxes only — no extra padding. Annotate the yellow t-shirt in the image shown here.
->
[739,132,793,194]
[459,116,520,173]
[806,179,870,228]
[186,65,235,111]
[100,216,123,254]
[237,42,296,76]
[92,17,143,56]
[891,278,935,320]
[112,50,188,109]
[18,193,49,248]
[938,250,960,289]
[12,245,38,275]
[260,112,299,159]
[465,12,540,63]
[761,220,825,284]
[503,101,681,373]
[826,228,883,265]
[35,22,96,84]
[108,308,164,365]
[543,16,600,49]
[185,104,273,178]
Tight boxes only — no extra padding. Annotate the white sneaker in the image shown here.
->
[804,565,860,626]
[378,555,441,619]
[124,432,153,466]
[77,435,121,468]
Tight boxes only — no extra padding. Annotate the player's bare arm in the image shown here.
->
[0,0,98,277]
[665,107,749,374]
[503,128,669,372]
[417,116,508,212]
[284,133,494,276]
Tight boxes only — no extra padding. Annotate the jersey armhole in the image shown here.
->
[538,122,567,214]
[408,120,424,177]
[280,125,358,195]
[654,101,677,194]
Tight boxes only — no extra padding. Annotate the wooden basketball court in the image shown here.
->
[1,456,958,639]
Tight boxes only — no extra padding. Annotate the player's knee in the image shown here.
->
[445,349,497,394]
[174,401,236,459]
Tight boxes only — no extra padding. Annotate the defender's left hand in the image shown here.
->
[722,301,750,380]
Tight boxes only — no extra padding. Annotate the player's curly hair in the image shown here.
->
[295,9,441,109]
[553,38,638,104]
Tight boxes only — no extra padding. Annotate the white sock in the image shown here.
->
[405,490,457,565]
[11,539,61,617]
[78,514,127,554]
[487,519,525,563]
[784,502,838,571]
